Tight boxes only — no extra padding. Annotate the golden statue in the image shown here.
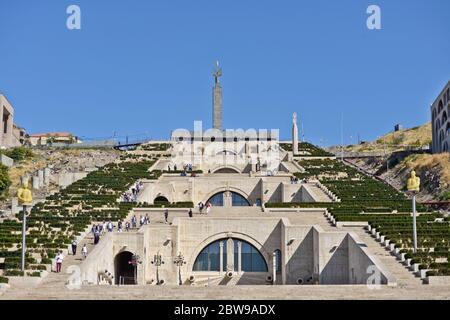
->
[407,170,420,192]
[17,182,33,206]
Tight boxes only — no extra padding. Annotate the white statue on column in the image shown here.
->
[292,112,299,155]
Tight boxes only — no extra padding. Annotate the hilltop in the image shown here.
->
[337,122,432,153]
[333,122,449,202]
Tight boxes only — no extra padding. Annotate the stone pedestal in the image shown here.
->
[38,170,44,188]
[43,168,51,185]
[32,175,40,190]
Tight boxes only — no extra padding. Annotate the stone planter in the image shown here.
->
[410,263,419,272]
[419,269,428,279]
[425,276,450,285]
[405,258,412,267]
[367,225,372,232]
[376,232,381,240]
[371,229,377,236]
[398,253,406,262]
[389,243,396,251]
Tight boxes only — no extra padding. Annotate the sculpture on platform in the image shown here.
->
[406,170,420,192]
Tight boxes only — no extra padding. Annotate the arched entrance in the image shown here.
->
[114,251,136,285]
[154,196,169,204]
[213,167,240,174]
[206,191,250,207]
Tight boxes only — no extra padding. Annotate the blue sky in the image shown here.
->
[0,0,449,146]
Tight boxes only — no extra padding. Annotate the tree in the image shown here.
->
[0,164,11,194]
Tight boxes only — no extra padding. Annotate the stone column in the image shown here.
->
[212,62,223,130]
[43,167,51,185]
[38,170,44,188]
[237,241,242,274]
[226,238,234,272]
[292,112,299,155]
[32,175,40,190]
[219,241,224,275]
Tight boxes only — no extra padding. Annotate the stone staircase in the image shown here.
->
[280,161,301,173]
[339,226,423,286]
[304,184,333,202]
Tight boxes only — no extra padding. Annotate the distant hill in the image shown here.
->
[336,122,432,153]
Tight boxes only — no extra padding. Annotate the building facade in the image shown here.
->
[431,81,450,153]
[0,94,25,148]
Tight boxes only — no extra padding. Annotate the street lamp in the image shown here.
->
[406,170,420,253]
[17,180,33,273]
[173,252,186,285]
[151,252,165,284]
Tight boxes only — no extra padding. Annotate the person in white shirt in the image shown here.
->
[55,252,64,273]
[82,244,88,259]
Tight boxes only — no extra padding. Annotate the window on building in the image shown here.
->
[231,191,250,206]
[274,249,282,273]
[193,238,267,272]
[193,239,226,271]
[208,192,224,206]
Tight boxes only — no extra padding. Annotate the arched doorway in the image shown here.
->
[206,191,250,207]
[154,196,169,204]
[213,167,240,174]
[114,251,136,285]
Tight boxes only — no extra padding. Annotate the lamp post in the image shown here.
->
[151,252,164,284]
[17,180,33,273]
[406,170,420,253]
[173,252,186,285]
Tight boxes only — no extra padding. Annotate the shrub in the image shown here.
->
[0,164,11,194]
[2,147,34,161]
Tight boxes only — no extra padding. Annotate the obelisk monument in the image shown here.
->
[292,112,299,155]
[212,61,223,130]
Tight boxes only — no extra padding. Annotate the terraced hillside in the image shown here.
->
[267,158,450,277]
[280,142,334,157]
[0,154,160,284]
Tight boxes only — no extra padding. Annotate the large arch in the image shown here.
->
[192,238,268,272]
[187,232,270,273]
[213,167,240,174]
[114,251,136,285]
[154,195,169,203]
[203,187,250,205]
[211,165,241,174]
[206,191,251,207]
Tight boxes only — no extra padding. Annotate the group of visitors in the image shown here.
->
[168,163,197,177]
[121,181,144,202]
[290,176,308,184]
[290,176,300,184]
[197,201,212,214]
